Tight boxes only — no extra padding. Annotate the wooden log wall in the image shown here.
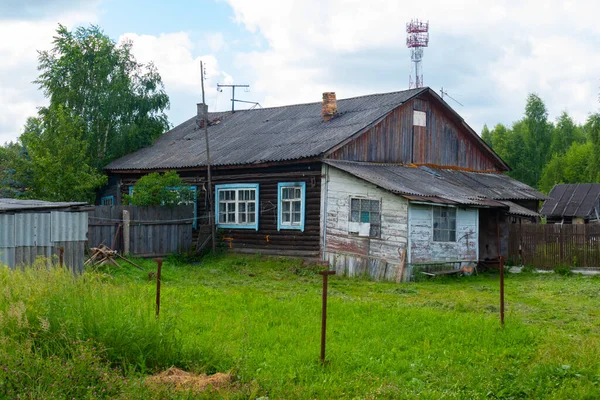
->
[115,163,322,256]
[328,93,504,172]
[508,223,600,269]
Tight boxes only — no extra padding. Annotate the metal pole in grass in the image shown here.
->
[154,258,163,319]
[319,270,336,363]
[496,212,505,325]
[58,247,64,268]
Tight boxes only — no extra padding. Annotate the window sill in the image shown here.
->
[217,224,258,231]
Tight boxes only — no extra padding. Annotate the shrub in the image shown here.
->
[521,264,537,274]
[124,171,194,206]
[553,265,572,276]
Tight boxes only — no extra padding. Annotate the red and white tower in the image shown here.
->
[406,19,429,89]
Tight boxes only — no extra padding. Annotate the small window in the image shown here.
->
[349,198,380,237]
[413,110,426,127]
[278,182,306,231]
[215,184,259,230]
[433,206,456,242]
[100,196,114,206]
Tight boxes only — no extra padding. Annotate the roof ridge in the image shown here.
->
[199,87,429,114]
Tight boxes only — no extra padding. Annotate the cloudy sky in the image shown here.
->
[1,0,599,145]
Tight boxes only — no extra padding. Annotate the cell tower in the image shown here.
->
[406,19,429,89]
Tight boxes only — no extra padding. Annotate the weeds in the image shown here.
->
[0,254,599,398]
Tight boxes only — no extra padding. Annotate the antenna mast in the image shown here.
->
[217,84,250,112]
[406,19,429,89]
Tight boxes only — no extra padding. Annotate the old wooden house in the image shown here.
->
[541,184,600,224]
[104,87,545,280]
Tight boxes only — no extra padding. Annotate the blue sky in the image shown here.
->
[1,0,599,144]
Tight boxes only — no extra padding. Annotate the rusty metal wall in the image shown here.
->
[328,95,503,172]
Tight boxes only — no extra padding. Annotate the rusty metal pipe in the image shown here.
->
[154,258,163,318]
[59,247,64,268]
[319,270,336,363]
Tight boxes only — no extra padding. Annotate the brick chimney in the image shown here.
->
[322,92,337,121]
[196,103,208,128]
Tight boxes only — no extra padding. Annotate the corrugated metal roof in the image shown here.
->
[541,183,600,218]
[325,160,546,213]
[105,88,429,170]
[0,199,88,213]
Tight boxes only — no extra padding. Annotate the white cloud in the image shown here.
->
[119,32,232,115]
[204,32,226,53]
[226,0,600,131]
[0,9,98,145]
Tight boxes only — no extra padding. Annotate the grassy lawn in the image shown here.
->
[1,253,599,399]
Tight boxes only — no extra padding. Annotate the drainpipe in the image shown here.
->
[321,164,329,261]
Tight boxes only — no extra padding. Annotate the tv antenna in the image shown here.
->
[440,87,463,107]
[217,83,250,112]
[231,99,262,110]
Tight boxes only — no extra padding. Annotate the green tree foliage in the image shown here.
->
[19,106,107,202]
[0,140,33,198]
[124,171,193,207]
[481,124,492,147]
[539,142,594,193]
[483,93,600,192]
[35,24,170,168]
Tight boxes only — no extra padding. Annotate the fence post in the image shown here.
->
[122,209,130,255]
[154,258,162,318]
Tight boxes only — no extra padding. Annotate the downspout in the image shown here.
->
[321,164,329,261]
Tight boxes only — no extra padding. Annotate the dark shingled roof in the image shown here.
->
[105,88,431,170]
[0,199,89,213]
[541,184,600,219]
[324,160,545,217]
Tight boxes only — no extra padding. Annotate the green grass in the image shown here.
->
[1,254,600,399]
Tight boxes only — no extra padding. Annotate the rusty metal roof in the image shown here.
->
[0,198,89,213]
[324,160,546,213]
[105,88,430,170]
[541,183,600,218]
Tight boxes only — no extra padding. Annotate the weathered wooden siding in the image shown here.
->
[88,205,193,257]
[328,93,503,172]
[117,163,321,256]
[478,208,509,261]
[322,166,408,281]
[408,204,479,264]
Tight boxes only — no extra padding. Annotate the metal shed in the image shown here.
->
[0,199,91,272]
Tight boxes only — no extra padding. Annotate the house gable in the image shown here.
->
[326,90,508,172]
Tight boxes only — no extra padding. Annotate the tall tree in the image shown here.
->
[481,124,492,147]
[550,111,584,156]
[20,106,106,202]
[522,93,553,187]
[0,140,33,198]
[35,24,170,168]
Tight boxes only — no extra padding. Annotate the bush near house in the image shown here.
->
[124,171,194,206]
[1,254,599,398]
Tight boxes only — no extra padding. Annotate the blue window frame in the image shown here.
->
[128,185,198,229]
[215,184,259,230]
[100,195,115,206]
[277,182,306,232]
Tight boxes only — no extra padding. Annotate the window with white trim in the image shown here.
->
[215,184,259,230]
[349,198,381,237]
[278,182,305,231]
[433,206,456,242]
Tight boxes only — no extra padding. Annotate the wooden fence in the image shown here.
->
[88,205,193,257]
[508,224,600,270]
